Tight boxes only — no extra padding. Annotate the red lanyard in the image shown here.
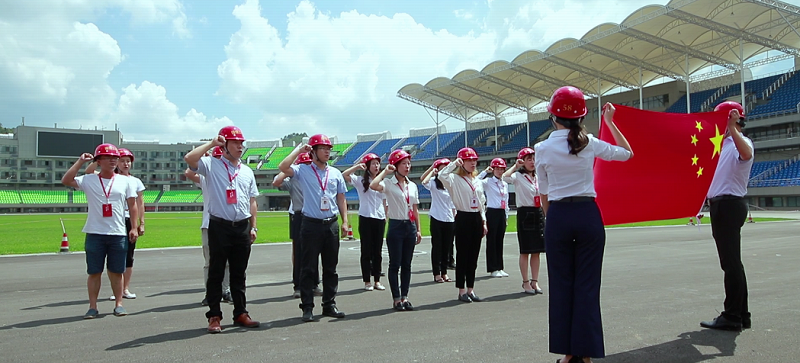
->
[494,178,505,198]
[98,175,115,201]
[224,161,241,184]
[396,180,410,206]
[459,175,476,192]
[312,165,329,192]
[523,174,535,185]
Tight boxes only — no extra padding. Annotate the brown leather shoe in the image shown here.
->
[207,316,222,334]
[234,313,260,328]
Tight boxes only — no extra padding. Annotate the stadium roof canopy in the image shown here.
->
[398,0,800,121]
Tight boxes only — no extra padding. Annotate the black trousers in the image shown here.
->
[386,219,417,299]
[709,197,750,323]
[299,217,340,310]
[358,215,385,282]
[454,211,483,289]
[124,217,136,268]
[485,208,506,272]
[430,216,455,276]
[206,217,251,320]
[290,212,319,291]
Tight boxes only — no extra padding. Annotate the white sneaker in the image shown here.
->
[364,283,374,291]
[490,271,502,278]
[109,295,115,301]
[123,290,136,299]
[374,282,386,290]
[498,270,509,277]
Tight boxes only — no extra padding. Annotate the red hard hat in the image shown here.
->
[295,152,312,164]
[518,147,535,160]
[432,158,450,169]
[118,148,134,162]
[490,158,507,168]
[547,86,587,119]
[388,149,411,165]
[219,126,245,141]
[714,101,745,118]
[308,134,333,147]
[457,147,478,161]
[361,153,380,165]
[94,143,120,160]
[212,146,224,157]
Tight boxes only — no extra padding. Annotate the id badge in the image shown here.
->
[408,209,416,222]
[102,204,112,217]
[534,195,541,208]
[470,196,479,209]
[320,196,331,211]
[501,200,506,209]
[226,188,237,204]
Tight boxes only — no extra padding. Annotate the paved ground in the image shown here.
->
[0,212,798,363]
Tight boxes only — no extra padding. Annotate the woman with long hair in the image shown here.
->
[478,158,510,279]
[420,158,456,284]
[535,86,633,363]
[370,150,421,311]
[503,147,545,294]
[438,147,487,303]
[342,153,387,291]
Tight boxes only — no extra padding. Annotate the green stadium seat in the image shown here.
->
[142,190,160,203]
[0,190,22,204]
[261,147,295,170]
[18,190,68,204]
[158,190,202,203]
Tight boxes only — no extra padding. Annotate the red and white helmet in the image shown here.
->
[457,147,478,161]
[715,101,746,126]
[432,158,450,169]
[388,149,411,165]
[361,153,380,165]
[118,148,134,162]
[490,158,507,169]
[308,134,333,147]
[517,147,535,160]
[219,126,245,141]
[212,146,224,157]
[295,152,312,164]
[547,86,587,119]
[94,143,120,161]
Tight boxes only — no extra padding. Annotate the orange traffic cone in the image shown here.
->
[346,225,355,241]
[747,211,755,223]
[59,233,70,254]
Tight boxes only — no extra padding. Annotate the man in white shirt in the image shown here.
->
[701,101,754,332]
[62,143,139,319]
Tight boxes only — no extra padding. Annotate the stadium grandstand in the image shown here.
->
[2,0,800,213]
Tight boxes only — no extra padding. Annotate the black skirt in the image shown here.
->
[516,206,545,253]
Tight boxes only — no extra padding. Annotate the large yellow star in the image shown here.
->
[695,121,703,132]
[692,154,698,166]
[697,167,704,178]
[709,125,724,159]
[691,134,698,146]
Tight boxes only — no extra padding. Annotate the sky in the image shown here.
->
[0,0,796,144]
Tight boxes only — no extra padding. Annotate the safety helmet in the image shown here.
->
[490,158,507,169]
[517,147,535,160]
[219,126,246,141]
[94,143,120,161]
[295,152,312,164]
[361,153,380,165]
[388,149,411,165]
[117,148,134,162]
[547,86,587,119]
[714,101,746,126]
[457,147,478,161]
[212,146,224,157]
[432,158,450,169]
[308,134,333,147]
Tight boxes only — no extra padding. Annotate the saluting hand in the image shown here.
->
[79,153,94,163]
[485,166,493,173]
[386,164,396,173]
[727,109,741,130]
[300,144,313,153]
[602,102,616,124]
[212,135,226,147]
[516,159,524,166]
[356,163,367,170]
[454,158,464,167]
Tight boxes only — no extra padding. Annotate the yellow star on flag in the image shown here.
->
[692,154,698,166]
[709,125,724,159]
[695,121,703,132]
[691,134,698,146]
[697,167,703,178]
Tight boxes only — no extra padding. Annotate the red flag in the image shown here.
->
[594,105,728,225]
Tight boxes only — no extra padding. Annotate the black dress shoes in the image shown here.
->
[700,315,742,331]
[322,304,346,318]
[458,294,472,303]
[468,292,483,302]
[402,300,414,311]
[301,308,314,322]
[742,316,751,329]
[393,302,406,311]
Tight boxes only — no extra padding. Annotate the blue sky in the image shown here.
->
[0,0,795,144]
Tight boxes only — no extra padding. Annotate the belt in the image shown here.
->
[209,215,250,227]
[303,216,338,225]
[708,194,743,203]
[553,196,595,203]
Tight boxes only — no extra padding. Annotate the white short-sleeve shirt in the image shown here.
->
[75,173,137,235]
[124,175,146,219]
[423,178,455,223]
[350,175,386,220]
[378,175,419,221]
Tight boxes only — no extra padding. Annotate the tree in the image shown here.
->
[282,132,307,146]
[0,123,14,134]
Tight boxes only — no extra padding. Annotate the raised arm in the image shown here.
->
[369,164,395,192]
[342,163,366,181]
[420,164,436,185]
[727,109,753,161]
[84,161,98,175]
[185,137,223,170]
[503,159,521,178]
[62,153,94,188]
[279,144,312,176]
[602,103,633,157]
[184,168,201,184]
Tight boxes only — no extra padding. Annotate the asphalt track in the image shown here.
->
[1,213,798,363]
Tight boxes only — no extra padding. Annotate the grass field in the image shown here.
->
[0,212,786,255]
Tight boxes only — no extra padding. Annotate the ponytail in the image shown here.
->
[563,117,588,155]
[362,170,372,193]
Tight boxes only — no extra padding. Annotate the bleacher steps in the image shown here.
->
[763,71,796,100]
[701,85,730,112]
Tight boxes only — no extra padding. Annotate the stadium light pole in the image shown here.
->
[740,39,746,111]
[685,54,691,114]
[639,67,644,109]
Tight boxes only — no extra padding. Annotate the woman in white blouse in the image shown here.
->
[535,86,633,363]
[478,158,510,279]
[342,153,387,291]
[370,150,422,311]
[503,148,545,295]
[438,147,487,303]
[420,158,456,284]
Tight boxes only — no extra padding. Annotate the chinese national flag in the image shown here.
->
[594,105,728,225]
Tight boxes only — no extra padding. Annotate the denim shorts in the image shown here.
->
[85,234,128,274]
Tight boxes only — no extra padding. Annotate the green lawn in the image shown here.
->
[0,212,787,255]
